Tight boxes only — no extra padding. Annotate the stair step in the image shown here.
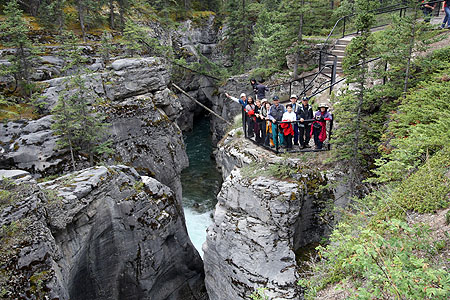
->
[325,61,342,66]
[331,50,345,56]
[334,44,347,51]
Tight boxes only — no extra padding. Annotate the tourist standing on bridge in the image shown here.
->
[255,80,269,100]
[268,96,285,148]
[254,99,266,144]
[281,104,296,150]
[440,0,450,29]
[245,96,256,138]
[297,96,314,149]
[262,100,274,147]
[311,103,332,150]
[225,92,247,107]
[289,95,300,146]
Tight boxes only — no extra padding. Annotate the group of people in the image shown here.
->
[225,92,332,151]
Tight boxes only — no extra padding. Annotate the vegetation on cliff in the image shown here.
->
[299,42,450,300]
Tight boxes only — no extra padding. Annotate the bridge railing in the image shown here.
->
[242,111,334,154]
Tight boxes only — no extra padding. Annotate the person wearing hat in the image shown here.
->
[289,94,301,146]
[311,103,332,150]
[297,96,314,149]
[268,96,285,148]
[225,92,247,107]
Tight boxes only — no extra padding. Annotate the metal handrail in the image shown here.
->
[321,0,445,53]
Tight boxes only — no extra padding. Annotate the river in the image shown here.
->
[181,117,222,258]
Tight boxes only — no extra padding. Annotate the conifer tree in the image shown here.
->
[51,31,111,169]
[333,0,379,196]
[51,74,110,169]
[0,0,37,98]
[375,0,435,98]
[37,0,67,32]
[222,0,253,73]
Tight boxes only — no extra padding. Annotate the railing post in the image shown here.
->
[330,57,336,93]
[242,107,247,138]
[383,61,387,85]
[289,81,292,99]
[275,124,279,153]
[319,51,322,70]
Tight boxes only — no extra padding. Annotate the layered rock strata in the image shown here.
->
[0,166,207,300]
[0,57,187,200]
[204,130,339,300]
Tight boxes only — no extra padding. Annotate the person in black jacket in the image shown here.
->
[297,96,314,149]
[289,94,300,145]
[255,80,269,100]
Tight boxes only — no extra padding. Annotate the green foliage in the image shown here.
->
[300,211,450,299]
[0,0,38,97]
[373,77,450,182]
[100,31,116,64]
[51,73,111,169]
[253,7,288,72]
[121,19,171,57]
[221,0,254,73]
[249,287,269,300]
[56,30,88,72]
[390,148,450,214]
[37,0,66,31]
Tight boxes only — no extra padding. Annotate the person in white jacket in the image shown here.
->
[281,104,296,149]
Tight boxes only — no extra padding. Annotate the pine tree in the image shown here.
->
[0,0,37,98]
[375,0,435,98]
[222,0,254,73]
[51,74,111,169]
[37,0,67,32]
[333,0,379,196]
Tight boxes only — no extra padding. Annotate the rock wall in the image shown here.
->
[0,166,207,300]
[0,57,188,200]
[204,130,341,300]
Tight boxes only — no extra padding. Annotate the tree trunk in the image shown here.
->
[110,0,115,29]
[77,0,87,42]
[69,139,76,171]
[292,1,304,80]
[403,6,418,95]
[119,0,125,32]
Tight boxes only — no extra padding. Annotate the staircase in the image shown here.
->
[323,36,353,75]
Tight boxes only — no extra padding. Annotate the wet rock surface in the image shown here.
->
[0,166,207,300]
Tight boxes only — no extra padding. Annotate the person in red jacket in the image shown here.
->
[310,103,332,149]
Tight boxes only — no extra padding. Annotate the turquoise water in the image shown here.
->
[181,117,222,257]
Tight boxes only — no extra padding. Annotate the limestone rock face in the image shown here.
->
[203,168,303,300]
[204,130,339,300]
[0,57,187,199]
[0,166,207,300]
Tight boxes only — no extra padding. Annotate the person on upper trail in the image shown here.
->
[311,103,332,150]
[268,96,285,148]
[250,79,258,97]
[421,0,436,23]
[255,80,269,100]
[225,92,247,107]
[297,96,314,149]
[288,94,300,146]
[440,0,450,29]
[281,104,296,150]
